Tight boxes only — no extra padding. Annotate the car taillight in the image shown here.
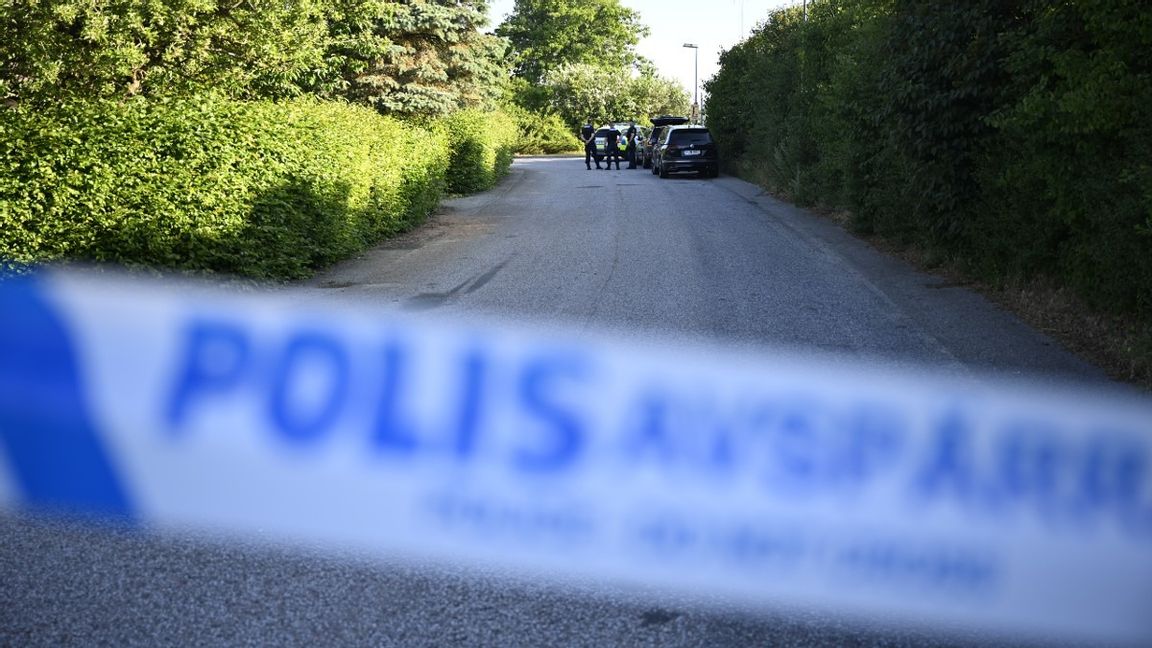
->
[665,147,680,157]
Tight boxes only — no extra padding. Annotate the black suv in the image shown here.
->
[640,115,689,169]
[652,125,719,178]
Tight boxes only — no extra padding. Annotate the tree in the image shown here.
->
[0,0,327,104]
[542,63,688,128]
[496,0,648,85]
[0,0,510,118]
[309,0,510,118]
[629,73,691,121]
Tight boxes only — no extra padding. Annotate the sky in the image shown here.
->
[487,0,796,108]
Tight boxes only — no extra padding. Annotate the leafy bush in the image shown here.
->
[0,0,326,103]
[503,104,580,154]
[0,0,506,120]
[441,110,518,194]
[979,0,1152,315]
[0,95,449,279]
[704,0,1152,319]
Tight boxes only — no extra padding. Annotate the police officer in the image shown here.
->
[581,119,599,170]
[625,121,638,169]
[603,126,621,170]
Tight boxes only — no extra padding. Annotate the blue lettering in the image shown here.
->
[620,398,903,492]
[708,428,736,471]
[620,392,740,475]
[425,493,593,541]
[1079,435,1152,538]
[453,350,486,459]
[267,331,349,444]
[912,408,975,503]
[635,516,697,554]
[763,399,822,492]
[988,420,1064,515]
[837,403,905,485]
[513,353,587,472]
[371,342,421,454]
[721,525,807,567]
[165,319,251,431]
[835,540,996,593]
[908,413,1152,538]
[621,393,677,464]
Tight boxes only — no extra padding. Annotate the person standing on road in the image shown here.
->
[603,127,621,170]
[581,119,600,170]
[625,122,638,169]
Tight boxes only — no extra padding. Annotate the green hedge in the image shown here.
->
[705,0,1152,319]
[441,110,519,194]
[0,95,449,279]
[503,104,581,154]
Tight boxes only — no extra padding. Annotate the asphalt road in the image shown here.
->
[311,156,1101,384]
[2,157,1110,647]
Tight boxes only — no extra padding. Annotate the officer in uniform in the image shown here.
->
[581,119,599,170]
[625,122,638,169]
[603,126,621,170]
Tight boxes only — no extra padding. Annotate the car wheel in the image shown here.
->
[658,163,668,179]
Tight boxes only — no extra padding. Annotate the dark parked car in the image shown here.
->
[640,115,689,169]
[652,125,719,178]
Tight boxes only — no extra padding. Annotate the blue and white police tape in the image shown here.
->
[1,270,1150,644]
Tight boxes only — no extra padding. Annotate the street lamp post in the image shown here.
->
[683,43,698,122]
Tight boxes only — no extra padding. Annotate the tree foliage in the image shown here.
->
[495,0,686,131]
[705,0,1152,318]
[542,63,687,128]
[309,0,509,117]
[496,0,647,85]
[0,0,510,118]
[0,0,528,280]
[629,72,692,123]
[980,0,1152,311]
[0,0,327,103]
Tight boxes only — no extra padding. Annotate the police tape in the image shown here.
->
[1,270,1150,644]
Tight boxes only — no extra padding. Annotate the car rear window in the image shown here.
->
[668,129,712,144]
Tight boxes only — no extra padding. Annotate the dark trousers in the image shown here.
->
[584,142,600,169]
[604,145,621,169]
[626,147,636,168]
